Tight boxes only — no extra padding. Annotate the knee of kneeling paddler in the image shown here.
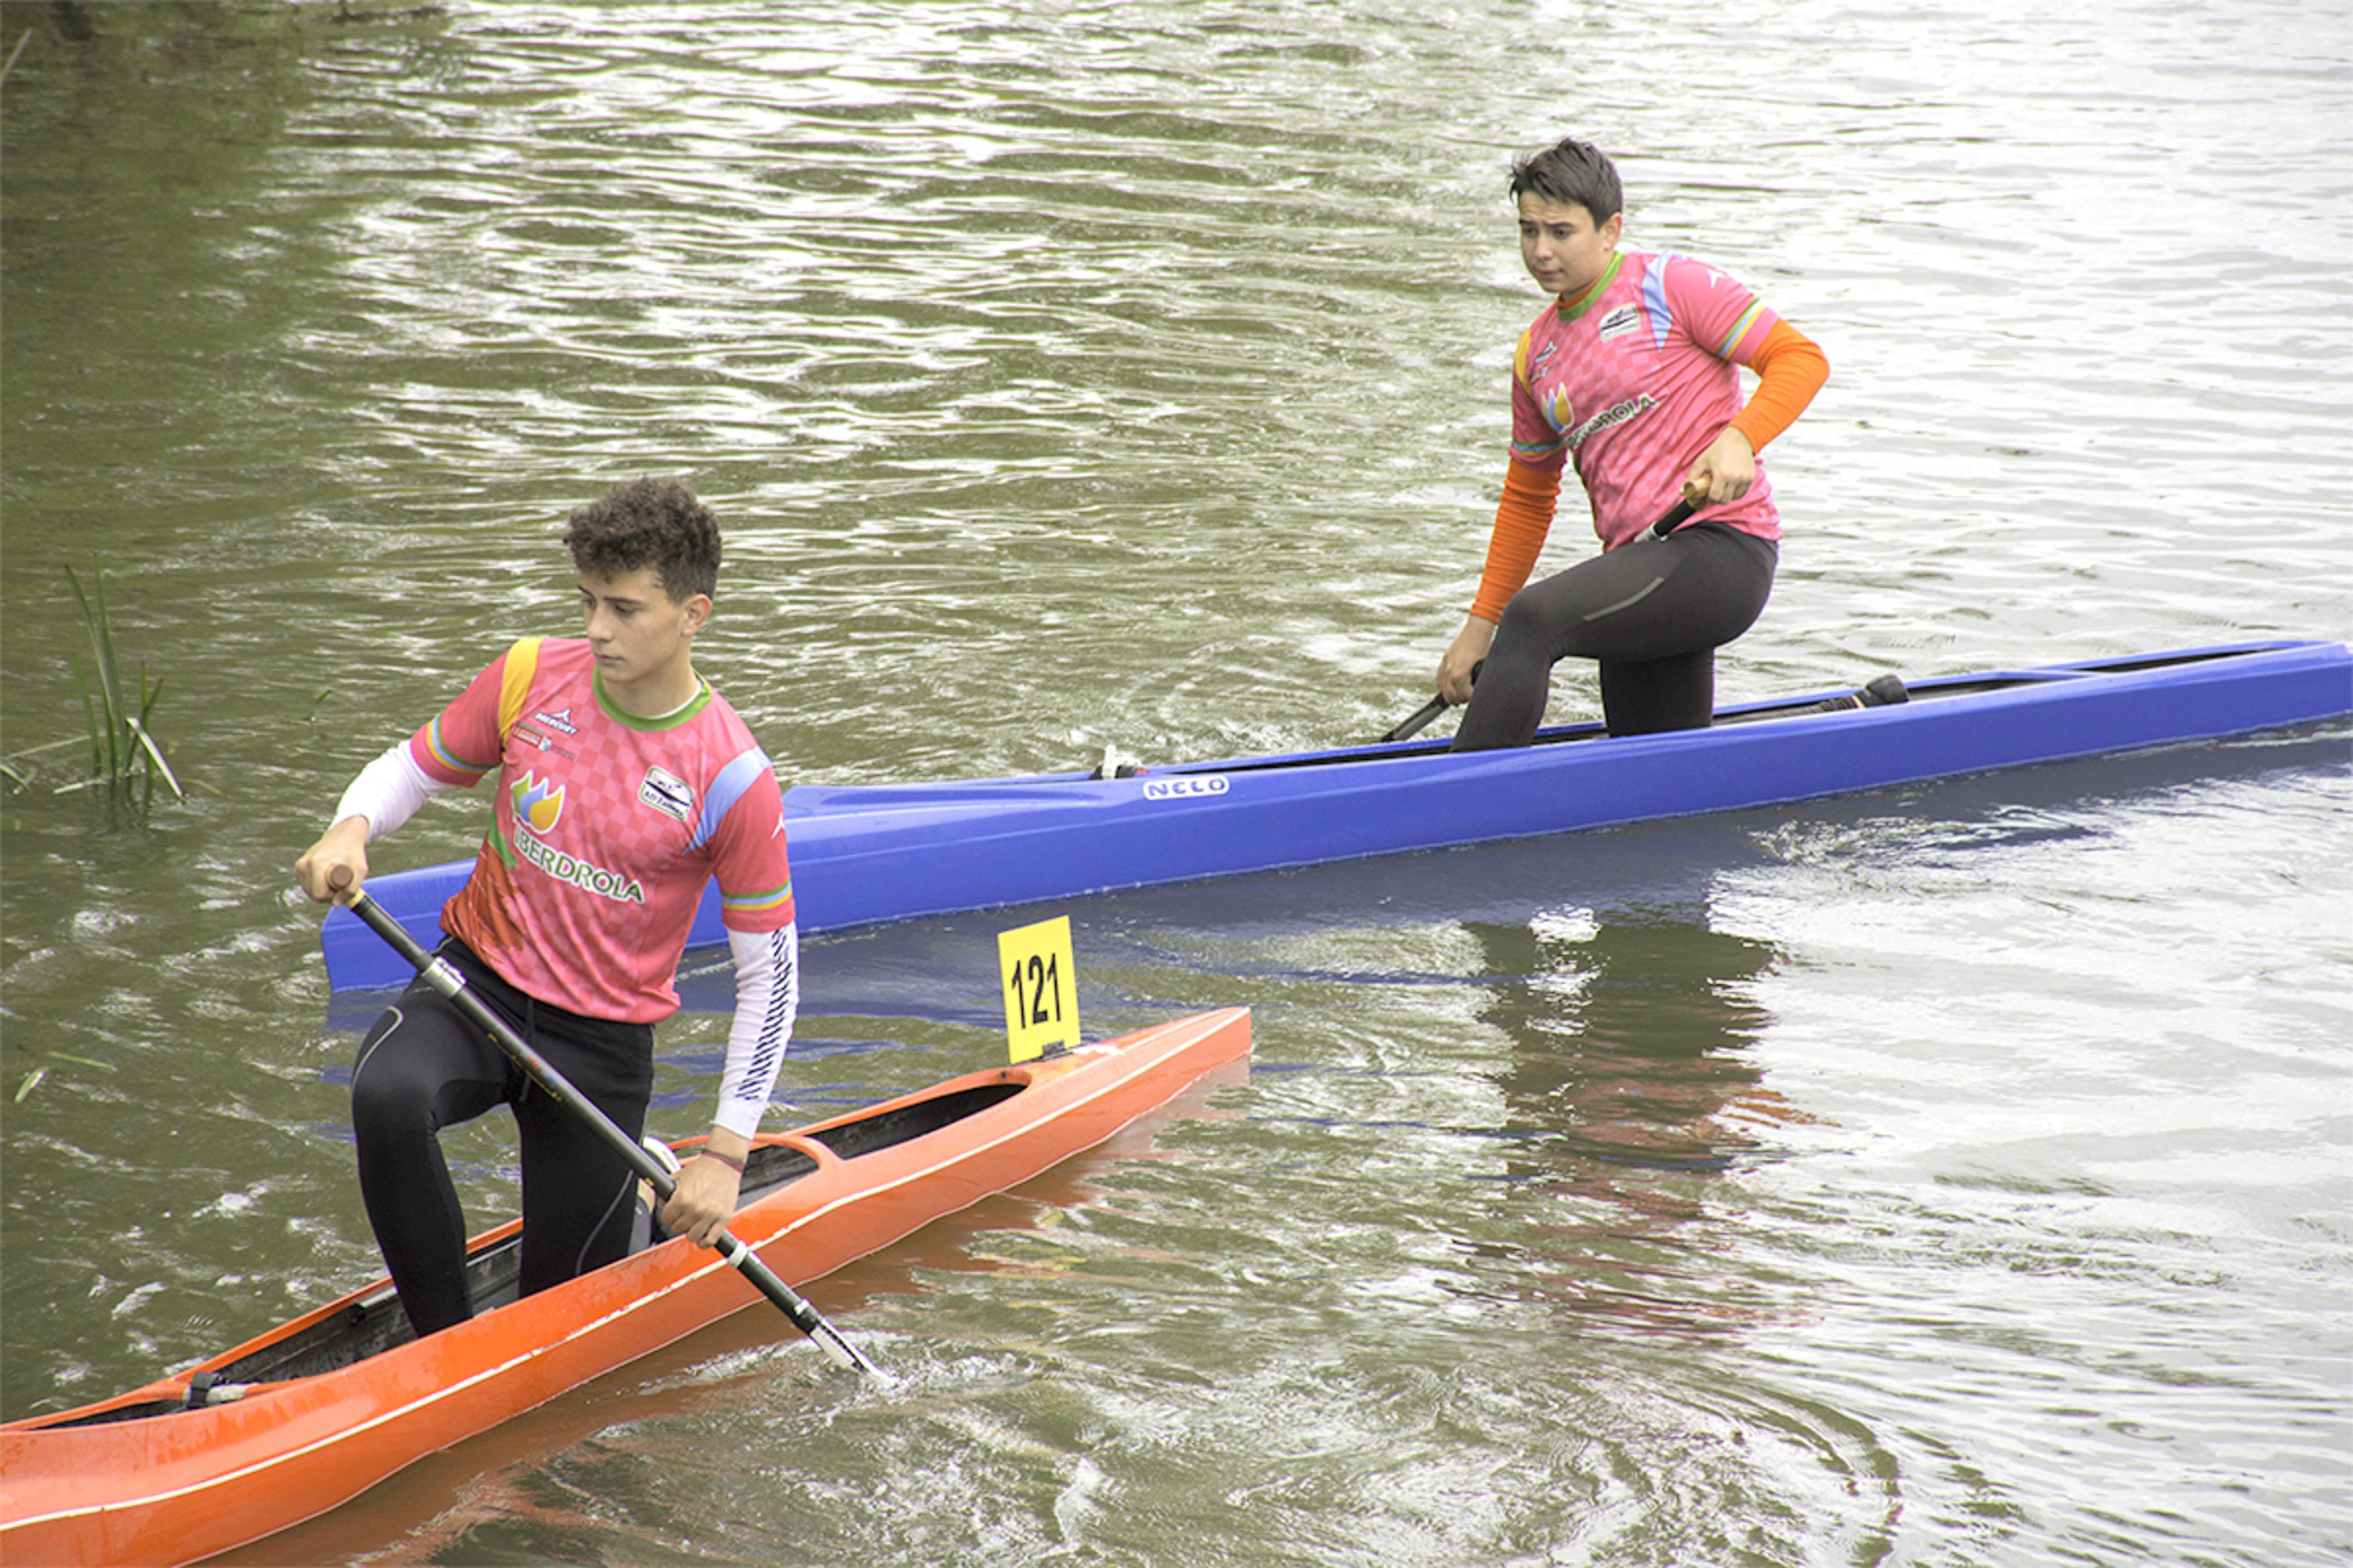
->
[1493,591,1548,650]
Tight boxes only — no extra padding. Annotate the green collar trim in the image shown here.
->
[1553,253,1623,321]
[594,671,712,731]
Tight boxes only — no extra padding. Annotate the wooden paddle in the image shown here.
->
[332,874,879,1375]
[1383,500,1702,742]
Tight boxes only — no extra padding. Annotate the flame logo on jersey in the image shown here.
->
[510,770,565,836]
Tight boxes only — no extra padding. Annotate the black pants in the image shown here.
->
[350,938,654,1337]
[1452,521,1779,748]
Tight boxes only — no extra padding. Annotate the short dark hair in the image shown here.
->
[1509,137,1623,225]
[563,477,721,603]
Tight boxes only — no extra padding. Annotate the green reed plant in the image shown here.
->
[59,565,183,803]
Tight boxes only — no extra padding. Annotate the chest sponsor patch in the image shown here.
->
[1567,392,1658,451]
[532,707,582,737]
[511,724,576,759]
[1595,303,1643,342]
[638,766,695,824]
[512,823,646,905]
[510,770,565,835]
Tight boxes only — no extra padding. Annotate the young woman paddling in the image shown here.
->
[294,479,798,1337]
[1439,137,1830,746]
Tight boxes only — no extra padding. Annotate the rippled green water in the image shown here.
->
[4,3,2348,1564]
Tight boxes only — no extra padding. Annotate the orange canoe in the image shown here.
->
[0,1007,1251,1567]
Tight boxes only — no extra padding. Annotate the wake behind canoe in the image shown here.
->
[321,639,2352,994]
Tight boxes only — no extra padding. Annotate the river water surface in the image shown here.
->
[3,2,2348,1565]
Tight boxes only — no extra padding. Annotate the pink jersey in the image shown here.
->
[406,638,794,1024]
[1511,251,1783,550]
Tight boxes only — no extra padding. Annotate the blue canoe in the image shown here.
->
[321,638,2351,994]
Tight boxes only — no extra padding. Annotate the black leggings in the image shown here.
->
[350,938,654,1337]
[1452,521,1778,748]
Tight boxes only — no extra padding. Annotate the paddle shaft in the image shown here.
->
[1383,500,1700,742]
[1380,693,1451,745]
[1645,498,1698,540]
[335,884,877,1375]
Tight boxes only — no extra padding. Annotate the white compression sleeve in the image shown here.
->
[716,922,799,1138]
[332,742,448,840]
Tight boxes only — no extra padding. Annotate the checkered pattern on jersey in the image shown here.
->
[431,639,792,1022]
[1512,251,1784,552]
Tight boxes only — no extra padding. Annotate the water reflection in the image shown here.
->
[1477,909,1781,1175]
[1456,902,1799,1339]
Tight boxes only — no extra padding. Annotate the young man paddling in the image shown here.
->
[1440,137,1830,745]
[294,478,797,1336]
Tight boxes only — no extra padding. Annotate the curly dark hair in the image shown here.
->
[562,477,721,603]
[1509,137,1623,225]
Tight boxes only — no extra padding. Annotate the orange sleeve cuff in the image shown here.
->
[1726,319,1827,454]
[1470,460,1561,623]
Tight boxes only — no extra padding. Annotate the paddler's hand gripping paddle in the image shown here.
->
[1383,500,1699,744]
[329,869,879,1376]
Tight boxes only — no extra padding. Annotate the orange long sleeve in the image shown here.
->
[1470,458,1561,623]
[1725,319,1827,454]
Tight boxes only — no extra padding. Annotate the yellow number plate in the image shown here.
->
[998,916,1080,1062]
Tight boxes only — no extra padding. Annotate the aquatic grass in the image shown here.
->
[38,566,186,803]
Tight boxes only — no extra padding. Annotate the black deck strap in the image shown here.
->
[183,1372,249,1409]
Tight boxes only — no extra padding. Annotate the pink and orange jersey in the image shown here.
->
[1511,250,1784,551]
[406,638,793,1024]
